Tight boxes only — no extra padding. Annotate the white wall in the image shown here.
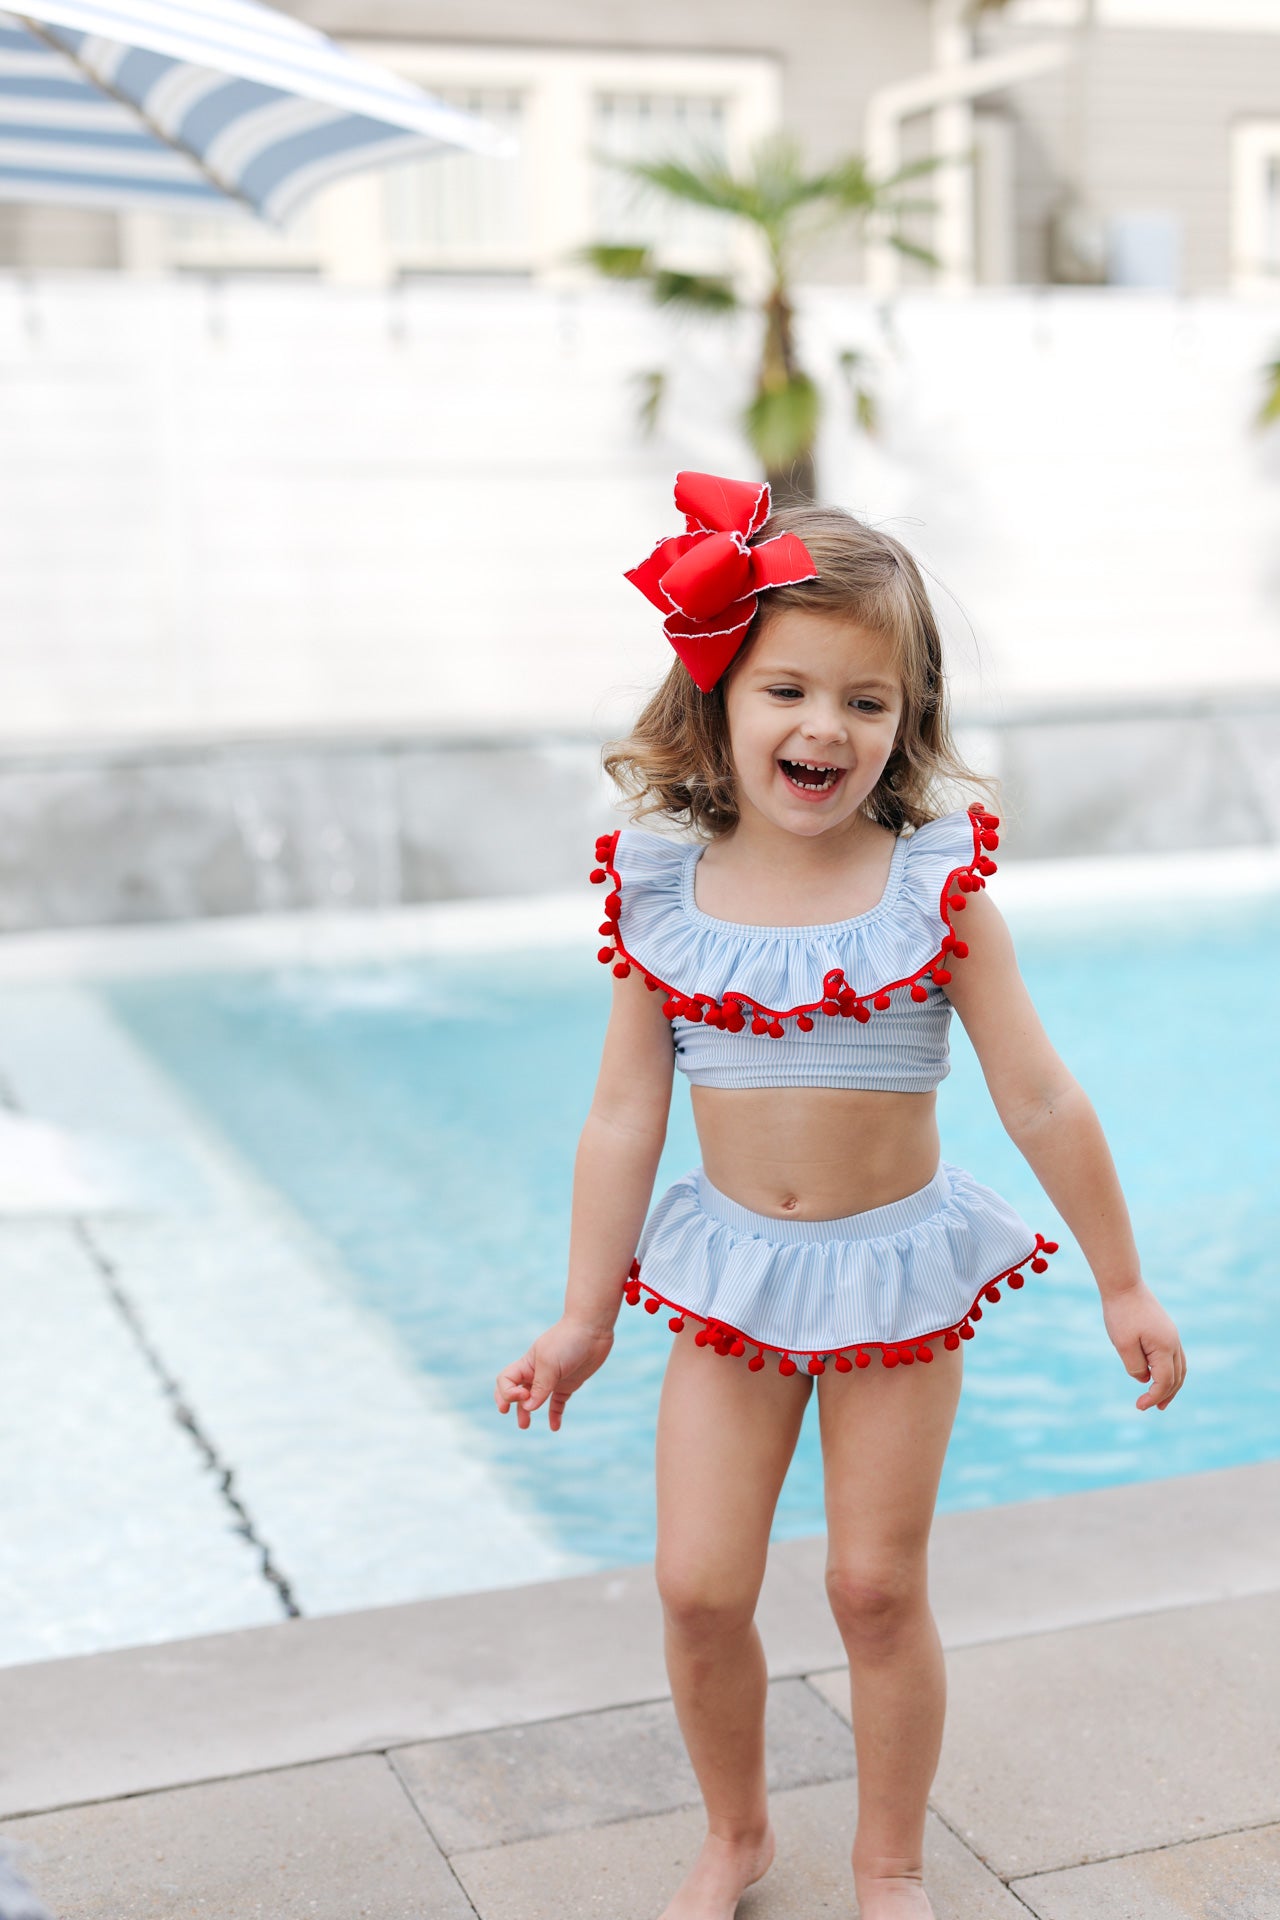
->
[1,273,1277,747]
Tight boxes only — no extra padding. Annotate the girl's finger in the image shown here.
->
[1136,1346,1176,1410]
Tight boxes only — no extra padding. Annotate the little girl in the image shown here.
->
[495,472,1186,1920]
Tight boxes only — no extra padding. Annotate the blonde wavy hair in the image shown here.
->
[602,502,994,839]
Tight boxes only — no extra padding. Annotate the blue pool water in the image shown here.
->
[105,888,1280,1573]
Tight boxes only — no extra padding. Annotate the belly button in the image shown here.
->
[780,1195,798,1211]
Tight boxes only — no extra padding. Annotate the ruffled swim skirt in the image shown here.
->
[624,1162,1058,1376]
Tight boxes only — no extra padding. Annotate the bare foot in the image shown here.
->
[853,1869,934,1919]
[657,1824,776,1919]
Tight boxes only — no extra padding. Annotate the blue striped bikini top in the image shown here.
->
[590,803,1000,1091]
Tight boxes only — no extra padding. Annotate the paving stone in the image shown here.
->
[0,1532,846,1818]
[809,1590,1280,1878]
[1011,1820,1280,1918]
[0,1755,471,1920]
[775,1459,1280,1650]
[392,1676,855,1852]
[453,1777,1025,1919]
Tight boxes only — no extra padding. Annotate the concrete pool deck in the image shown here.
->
[1,1458,1278,1919]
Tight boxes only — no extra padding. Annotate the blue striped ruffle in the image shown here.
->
[627,1162,1055,1372]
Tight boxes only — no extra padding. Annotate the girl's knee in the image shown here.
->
[824,1557,927,1650]
[655,1560,759,1641]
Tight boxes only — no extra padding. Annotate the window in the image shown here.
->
[1231,120,1280,291]
[592,92,733,266]
[384,88,528,270]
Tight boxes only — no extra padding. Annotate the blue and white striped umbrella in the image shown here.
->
[0,0,510,221]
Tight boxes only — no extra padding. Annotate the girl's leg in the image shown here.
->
[653,1332,813,1920]
[814,1346,964,1920]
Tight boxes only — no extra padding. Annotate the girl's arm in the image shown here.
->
[495,964,675,1432]
[942,889,1187,1413]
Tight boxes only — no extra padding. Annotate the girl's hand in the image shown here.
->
[494,1316,615,1432]
[1102,1282,1187,1411]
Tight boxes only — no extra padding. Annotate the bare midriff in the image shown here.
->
[690,1085,941,1220]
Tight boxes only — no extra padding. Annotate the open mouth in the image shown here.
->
[778,758,847,796]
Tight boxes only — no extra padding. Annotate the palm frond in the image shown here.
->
[886,232,942,268]
[837,348,880,438]
[1259,357,1280,429]
[630,368,667,438]
[599,151,757,220]
[651,269,740,314]
[578,242,654,280]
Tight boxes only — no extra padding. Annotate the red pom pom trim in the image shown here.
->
[618,1232,1058,1377]
[589,804,997,1033]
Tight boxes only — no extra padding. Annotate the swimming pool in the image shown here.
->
[100,881,1280,1578]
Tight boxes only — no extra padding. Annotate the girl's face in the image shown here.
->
[722,606,905,838]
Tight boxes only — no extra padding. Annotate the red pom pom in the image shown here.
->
[598,947,615,964]
[944,1329,961,1350]
[715,1336,733,1355]
[767,1020,784,1038]
[599,923,614,936]
[873,991,891,1011]
[1008,1271,1024,1288]
[685,1002,704,1022]
[981,830,999,850]
[882,1348,900,1368]
[624,1287,640,1306]
[932,967,952,985]
[949,894,967,911]
[970,1302,983,1321]
[751,1016,769,1035]
[957,872,974,892]
[779,1356,797,1376]
[960,1322,975,1339]
[978,856,996,876]
[822,999,841,1016]
[644,976,659,990]
[855,1349,871,1368]
[727,1013,746,1033]
[629,1258,641,1277]
[835,1354,853,1372]
[748,1353,765,1371]
[1043,1239,1059,1254]
[730,1337,746,1356]
[808,1356,825,1374]
[984,1284,1001,1303]
[613,962,630,979]
[669,1315,685,1331]
[917,1344,934,1362]
[951,940,969,959]
[1031,1256,1048,1273]
[590,868,606,884]
[694,1329,710,1346]
[797,1013,814,1031]
[899,1346,915,1364]
[644,1297,661,1314]
[852,1003,871,1024]
[911,982,929,1003]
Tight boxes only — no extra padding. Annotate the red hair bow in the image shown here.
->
[624,471,818,692]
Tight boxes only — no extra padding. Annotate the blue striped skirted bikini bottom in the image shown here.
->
[624,1161,1058,1377]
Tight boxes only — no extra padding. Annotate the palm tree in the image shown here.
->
[583,134,938,503]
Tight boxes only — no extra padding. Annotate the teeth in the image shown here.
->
[781,758,842,790]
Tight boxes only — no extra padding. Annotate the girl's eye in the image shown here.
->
[765,688,884,713]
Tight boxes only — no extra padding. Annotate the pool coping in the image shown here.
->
[0,840,1276,983]
[1,1456,1277,1823]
